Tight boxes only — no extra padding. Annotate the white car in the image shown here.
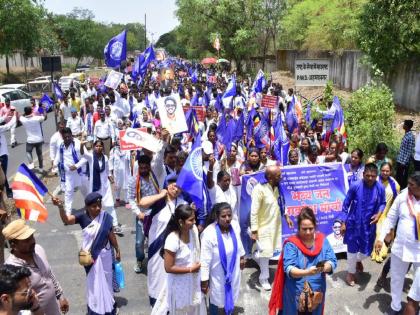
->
[0,84,30,93]
[59,76,74,92]
[0,88,32,114]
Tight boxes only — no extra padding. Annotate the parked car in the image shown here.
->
[27,76,51,93]
[0,84,30,94]
[59,76,74,92]
[0,88,32,114]
[76,64,90,72]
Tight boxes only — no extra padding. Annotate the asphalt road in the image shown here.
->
[2,116,418,315]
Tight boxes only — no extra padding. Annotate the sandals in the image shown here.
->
[346,273,356,287]
[356,261,364,273]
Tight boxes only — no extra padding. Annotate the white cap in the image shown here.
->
[202,140,214,155]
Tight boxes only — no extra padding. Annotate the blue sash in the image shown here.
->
[216,224,238,315]
[59,142,81,182]
[85,212,114,275]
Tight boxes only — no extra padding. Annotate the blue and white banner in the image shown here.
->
[239,163,349,255]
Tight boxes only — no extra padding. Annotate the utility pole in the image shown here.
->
[144,14,147,50]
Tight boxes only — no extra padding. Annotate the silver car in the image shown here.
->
[0,88,32,114]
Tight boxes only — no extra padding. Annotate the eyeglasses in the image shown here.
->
[333,225,341,230]
[15,286,33,299]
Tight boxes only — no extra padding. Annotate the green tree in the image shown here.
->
[0,0,42,75]
[278,0,366,50]
[156,29,188,57]
[346,82,399,158]
[54,8,97,69]
[357,0,420,73]
[176,0,271,70]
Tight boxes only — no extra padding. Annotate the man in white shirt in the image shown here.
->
[49,121,65,196]
[19,106,47,172]
[66,107,84,138]
[375,174,420,315]
[53,128,86,215]
[0,113,17,197]
[93,110,114,156]
[59,96,71,125]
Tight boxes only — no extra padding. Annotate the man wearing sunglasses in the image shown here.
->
[2,220,69,314]
[0,264,43,315]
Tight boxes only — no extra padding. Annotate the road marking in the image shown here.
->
[344,305,356,314]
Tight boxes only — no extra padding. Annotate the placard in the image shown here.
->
[295,59,329,86]
[104,70,123,89]
[157,94,188,135]
[118,127,147,151]
[261,95,277,109]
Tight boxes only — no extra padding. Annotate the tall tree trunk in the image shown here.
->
[74,56,81,71]
[5,55,10,76]
[24,57,28,82]
[262,32,269,71]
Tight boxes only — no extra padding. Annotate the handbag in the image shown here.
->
[78,249,93,266]
[78,214,103,266]
[298,257,324,313]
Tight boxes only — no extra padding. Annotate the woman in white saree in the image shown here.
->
[152,204,205,315]
[53,191,121,315]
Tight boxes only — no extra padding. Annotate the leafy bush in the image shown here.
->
[345,82,399,160]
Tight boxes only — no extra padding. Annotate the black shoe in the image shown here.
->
[11,143,15,148]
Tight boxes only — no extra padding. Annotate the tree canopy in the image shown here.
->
[357,0,420,73]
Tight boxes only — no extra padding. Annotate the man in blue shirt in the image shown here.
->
[340,163,386,286]
[396,120,415,189]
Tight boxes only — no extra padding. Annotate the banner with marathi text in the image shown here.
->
[239,163,348,256]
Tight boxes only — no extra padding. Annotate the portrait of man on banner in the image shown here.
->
[160,68,174,90]
[157,94,188,135]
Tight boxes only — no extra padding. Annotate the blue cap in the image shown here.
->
[84,192,102,206]
[70,107,77,113]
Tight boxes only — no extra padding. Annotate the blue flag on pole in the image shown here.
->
[305,102,311,123]
[251,69,266,94]
[176,133,204,211]
[139,45,156,78]
[39,94,53,113]
[132,53,145,81]
[222,74,236,109]
[52,82,63,100]
[285,96,299,134]
[104,30,127,68]
[273,114,290,165]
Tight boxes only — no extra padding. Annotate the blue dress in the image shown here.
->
[339,180,386,255]
[282,238,337,315]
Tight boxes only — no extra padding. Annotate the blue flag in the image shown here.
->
[176,133,204,211]
[132,53,145,81]
[251,69,266,93]
[305,102,311,123]
[191,69,198,84]
[233,112,244,143]
[273,114,290,165]
[285,96,299,134]
[222,74,236,109]
[39,94,53,113]
[53,82,63,100]
[104,30,127,68]
[185,109,200,137]
[139,45,156,78]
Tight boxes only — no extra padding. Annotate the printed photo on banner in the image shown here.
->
[118,127,147,151]
[157,94,188,135]
[239,163,349,257]
[160,68,174,90]
[104,70,124,90]
[121,128,162,152]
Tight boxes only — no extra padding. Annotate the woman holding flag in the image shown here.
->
[53,192,120,315]
[200,202,245,315]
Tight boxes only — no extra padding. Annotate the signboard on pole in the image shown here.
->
[295,59,330,86]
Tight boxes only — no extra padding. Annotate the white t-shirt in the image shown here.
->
[20,115,45,143]
[60,103,72,120]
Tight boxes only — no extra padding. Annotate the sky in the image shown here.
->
[42,0,179,42]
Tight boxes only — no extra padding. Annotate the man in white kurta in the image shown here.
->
[250,165,293,291]
[53,128,86,215]
[375,174,420,314]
